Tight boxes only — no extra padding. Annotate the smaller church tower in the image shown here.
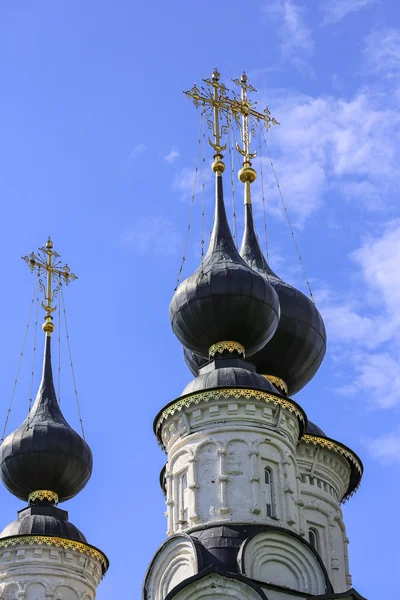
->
[0,239,108,600]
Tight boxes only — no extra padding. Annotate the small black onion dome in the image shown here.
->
[170,175,280,358]
[306,421,326,437]
[240,203,326,395]
[183,346,207,377]
[0,507,87,543]
[302,421,363,502]
[181,367,278,396]
[0,336,93,503]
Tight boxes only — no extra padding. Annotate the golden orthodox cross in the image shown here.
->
[232,72,279,166]
[22,237,77,334]
[184,68,233,173]
[184,69,279,173]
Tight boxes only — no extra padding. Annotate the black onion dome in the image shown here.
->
[170,175,280,358]
[183,346,207,377]
[0,336,93,503]
[306,421,326,437]
[0,505,87,543]
[181,367,278,396]
[240,203,326,395]
[302,421,363,502]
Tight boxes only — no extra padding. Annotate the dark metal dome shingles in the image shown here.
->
[181,366,279,396]
[302,420,363,503]
[240,198,276,278]
[0,335,93,503]
[0,506,87,543]
[240,202,327,395]
[170,174,280,359]
[306,421,326,437]
[183,346,206,377]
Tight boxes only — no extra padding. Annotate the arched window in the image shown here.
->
[3,584,19,600]
[179,472,188,523]
[309,528,319,551]
[264,467,275,518]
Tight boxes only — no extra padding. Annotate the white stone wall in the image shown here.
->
[160,394,302,535]
[158,393,354,595]
[260,590,308,600]
[0,542,103,600]
[239,530,327,594]
[296,440,352,592]
[144,534,198,600]
[169,572,264,600]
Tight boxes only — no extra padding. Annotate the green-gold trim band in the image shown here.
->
[156,387,305,435]
[0,535,108,574]
[301,434,363,475]
[209,341,245,358]
[28,490,59,505]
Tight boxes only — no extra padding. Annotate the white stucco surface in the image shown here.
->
[0,542,103,600]
[157,391,355,595]
[144,535,198,600]
[169,572,263,600]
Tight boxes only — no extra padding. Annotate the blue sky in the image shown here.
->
[0,0,399,597]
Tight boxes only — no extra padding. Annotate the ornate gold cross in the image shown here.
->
[184,69,279,175]
[184,68,232,174]
[22,237,77,334]
[232,72,279,167]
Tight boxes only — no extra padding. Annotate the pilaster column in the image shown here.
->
[187,455,200,523]
[249,448,261,514]
[217,447,229,514]
[283,459,297,527]
[165,469,174,536]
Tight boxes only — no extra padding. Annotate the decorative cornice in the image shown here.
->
[28,490,59,505]
[209,341,245,358]
[156,387,305,437]
[300,434,363,503]
[0,535,108,574]
[301,435,362,475]
[261,375,288,395]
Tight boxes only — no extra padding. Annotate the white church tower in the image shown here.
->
[143,70,366,600]
[0,238,108,600]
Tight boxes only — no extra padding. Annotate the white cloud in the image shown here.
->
[318,221,400,408]
[321,0,376,25]
[164,149,180,164]
[335,350,400,409]
[367,429,400,464]
[264,1,314,74]
[253,151,325,226]
[173,167,198,200]
[121,144,147,169]
[254,90,400,225]
[320,298,375,345]
[340,181,387,212]
[173,166,212,201]
[120,216,181,256]
[128,144,146,160]
[281,1,314,58]
[352,220,400,317]
[364,28,400,80]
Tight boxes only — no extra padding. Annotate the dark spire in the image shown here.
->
[239,202,327,396]
[206,174,238,259]
[172,68,280,360]
[240,202,277,277]
[0,335,92,503]
[32,335,69,427]
[169,171,280,359]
